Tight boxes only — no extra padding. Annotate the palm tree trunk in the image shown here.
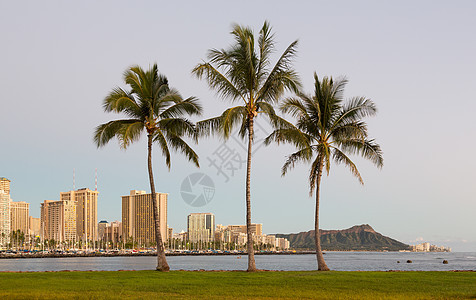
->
[148,134,170,272]
[246,118,257,272]
[315,157,330,271]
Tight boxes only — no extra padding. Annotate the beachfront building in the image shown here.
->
[167,227,173,242]
[276,237,290,250]
[40,199,77,243]
[98,220,108,240]
[98,220,122,245]
[173,230,187,241]
[29,216,40,238]
[213,223,285,250]
[216,223,265,245]
[122,190,167,246]
[0,177,10,195]
[265,235,276,250]
[0,177,11,247]
[61,188,98,242]
[227,224,263,236]
[10,201,30,238]
[411,242,451,252]
[105,221,122,244]
[187,213,215,243]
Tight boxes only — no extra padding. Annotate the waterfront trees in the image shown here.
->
[265,73,383,270]
[94,64,201,271]
[192,21,300,271]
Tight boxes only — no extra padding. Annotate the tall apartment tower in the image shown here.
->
[40,199,77,242]
[227,223,263,236]
[0,177,11,247]
[122,190,167,246]
[187,213,215,243]
[10,201,30,237]
[61,188,98,242]
[29,216,41,238]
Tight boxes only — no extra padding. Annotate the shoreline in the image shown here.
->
[0,249,452,260]
[0,269,474,273]
[0,251,316,259]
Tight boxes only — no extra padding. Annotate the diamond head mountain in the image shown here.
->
[276,224,410,251]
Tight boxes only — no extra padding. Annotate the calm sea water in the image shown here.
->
[0,252,475,272]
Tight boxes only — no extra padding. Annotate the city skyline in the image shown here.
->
[0,176,453,252]
[1,1,475,251]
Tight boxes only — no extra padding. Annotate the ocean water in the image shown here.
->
[0,252,475,272]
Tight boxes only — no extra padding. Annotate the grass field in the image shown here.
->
[0,270,475,299]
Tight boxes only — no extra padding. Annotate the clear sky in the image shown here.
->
[1,1,475,251]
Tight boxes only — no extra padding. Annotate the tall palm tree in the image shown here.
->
[265,73,383,270]
[192,21,300,272]
[94,64,202,271]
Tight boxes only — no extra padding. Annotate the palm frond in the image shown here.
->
[221,106,247,138]
[282,147,313,176]
[308,156,322,195]
[257,40,300,103]
[103,88,141,118]
[264,127,311,150]
[118,121,145,149]
[153,130,171,169]
[331,147,363,184]
[339,138,384,168]
[165,132,200,168]
[280,96,308,119]
[160,97,202,119]
[330,97,377,131]
[123,66,146,98]
[258,102,296,132]
[196,116,223,138]
[93,119,143,148]
[158,118,197,141]
[256,21,274,82]
[332,121,368,142]
[192,63,246,104]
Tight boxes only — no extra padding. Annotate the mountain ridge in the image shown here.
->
[275,224,410,251]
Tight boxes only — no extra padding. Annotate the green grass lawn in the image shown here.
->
[0,270,474,299]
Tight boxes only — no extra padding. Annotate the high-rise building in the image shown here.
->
[122,190,167,246]
[98,220,108,241]
[61,188,98,242]
[10,201,30,236]
[0,177,10,195]
[29,216,41,238]
[275,237,290,250]
[106,221,122,244]
[167,227,173,242]
[227,223,262,236]
[187,213,215,243]
[98,220,122,244]
[40,199,77,242]
[0,177,11,247]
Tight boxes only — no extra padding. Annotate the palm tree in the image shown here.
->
[94,64,202,271]
[265,73,383,270]
[192,21,300,271]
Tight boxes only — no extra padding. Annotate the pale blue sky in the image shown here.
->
[1,1,475,251]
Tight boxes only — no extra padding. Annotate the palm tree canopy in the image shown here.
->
[265,72,384,194]
[192,21,301,138]
[94,64,202,168]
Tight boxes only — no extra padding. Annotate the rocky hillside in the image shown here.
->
[276,224,410,251]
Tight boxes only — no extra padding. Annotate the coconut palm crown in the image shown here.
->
[94,64,202,271]
[192,21,301,271]
[265,72,383,270]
